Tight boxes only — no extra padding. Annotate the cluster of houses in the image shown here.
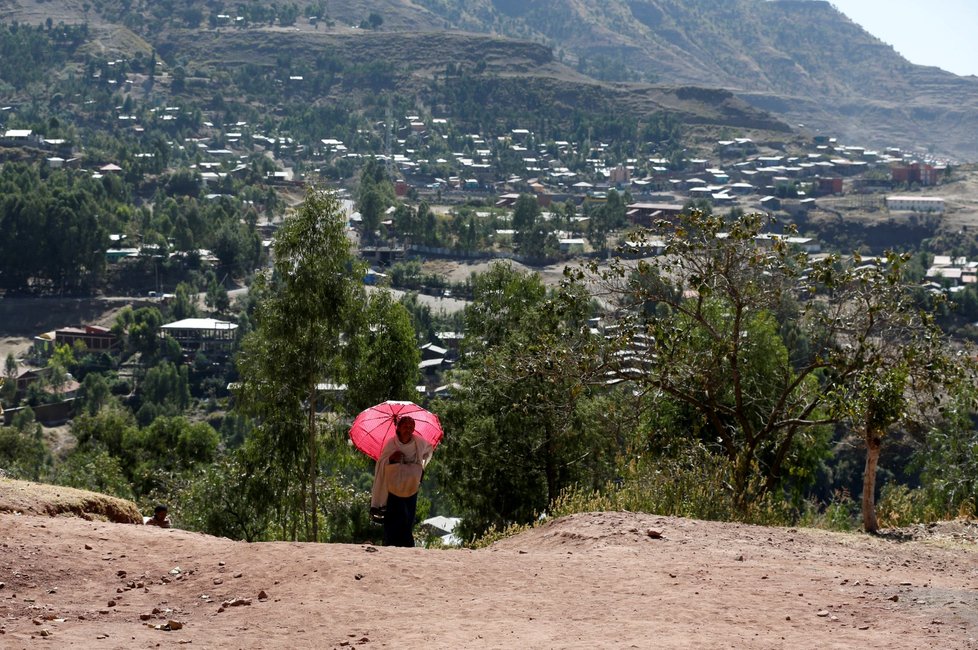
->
[2,75,956,284]
[0,62,959,425]
[1,315,467,424]
[3,84,950,224]
[925,255,978,292]
[1,319,237,425]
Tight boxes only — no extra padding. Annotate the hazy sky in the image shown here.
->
[826,0,978,77]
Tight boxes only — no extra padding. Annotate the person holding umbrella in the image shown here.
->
[369,415,434,547]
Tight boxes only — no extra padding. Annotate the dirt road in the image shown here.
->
[1,510,976,648]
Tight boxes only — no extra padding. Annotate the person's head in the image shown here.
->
[153,504,168,520]
[395,416,415,443]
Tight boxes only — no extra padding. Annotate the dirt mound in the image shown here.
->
[497,510,978,551]
[0,479,141,523]
[1,510,976,648]
[878,519,978,545]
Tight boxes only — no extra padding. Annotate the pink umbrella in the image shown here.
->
[349,400,444,461]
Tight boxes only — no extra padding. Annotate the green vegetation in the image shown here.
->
[1,2,977,548]
[234,188,368,541]
[3,196,977,546]
[573,212,958,533]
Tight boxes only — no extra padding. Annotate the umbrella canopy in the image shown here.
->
[349,400,444,461]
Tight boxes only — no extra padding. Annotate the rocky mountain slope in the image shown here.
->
[0,0,794,145]
[411,0,978,161]
[159,0,976,161]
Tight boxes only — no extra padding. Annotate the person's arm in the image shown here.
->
[416,436,434,468]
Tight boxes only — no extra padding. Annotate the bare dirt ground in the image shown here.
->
[939,171,978,231]
[1,507,977,649]
[0,479,140,523]
[424,258,576,288]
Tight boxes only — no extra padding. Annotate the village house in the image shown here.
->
[625,202,685,227]
[13,367,81,401]
[421,342,449,362]
[34,325,119,354]
[925,255,977,288]
[817,177,844,195]
[160,318,238,355]
[559,238,586,254]
[435,331,463,354]
[886,196,945,214]
[892,162,941,186]
[495,193,521,208]
[1,129,41,147]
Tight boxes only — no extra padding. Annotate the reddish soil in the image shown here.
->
[1,511,977,649]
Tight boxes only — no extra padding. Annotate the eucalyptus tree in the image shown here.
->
[437,262,616,538]
[356,157,395,244]
[343,291,420,414]
[568,211,958,530]
[511,194,550,258]
[3,352,18,407]
[234,188,365,541]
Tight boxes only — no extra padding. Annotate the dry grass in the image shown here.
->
[0,478,141,523]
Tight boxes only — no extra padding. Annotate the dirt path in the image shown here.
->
[1,511,976,648]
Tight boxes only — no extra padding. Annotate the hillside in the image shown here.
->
[0,0,794,146]
[2,507,977,647]
[10,0,973,158]
[153,29,790,134]
[20,0,957,161]
[407,0,978,161]
[2,1,974,159]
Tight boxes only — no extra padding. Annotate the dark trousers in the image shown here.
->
[383,491,418,547]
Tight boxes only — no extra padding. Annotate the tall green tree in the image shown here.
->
[0,418,48,480]
[511,194,550,258]
[115,306,164,359]
[820,251,958,532]
[343,291,420,413]
[915,381,978,517]
[437,262,612,538]
[569,211,957,529]
[356,158,395,244]
[235,188,365,541]
[2,352,17,407]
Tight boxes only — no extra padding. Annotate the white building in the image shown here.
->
[161,318,238,354]
[886,196,945,214]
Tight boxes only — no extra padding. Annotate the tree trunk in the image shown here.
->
[298,477,307,542]
[308,382,319,542]
[732,444,756,514]
[861,427,883,533]
[544,424,556,506]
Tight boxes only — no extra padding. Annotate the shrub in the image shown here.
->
[876,483,942,528]
[795,489,858,532]
[51,449,134,500]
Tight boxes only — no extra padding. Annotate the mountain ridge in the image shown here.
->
[0,0,974,159]
[151,28,791,134]
[320,0,975,160]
